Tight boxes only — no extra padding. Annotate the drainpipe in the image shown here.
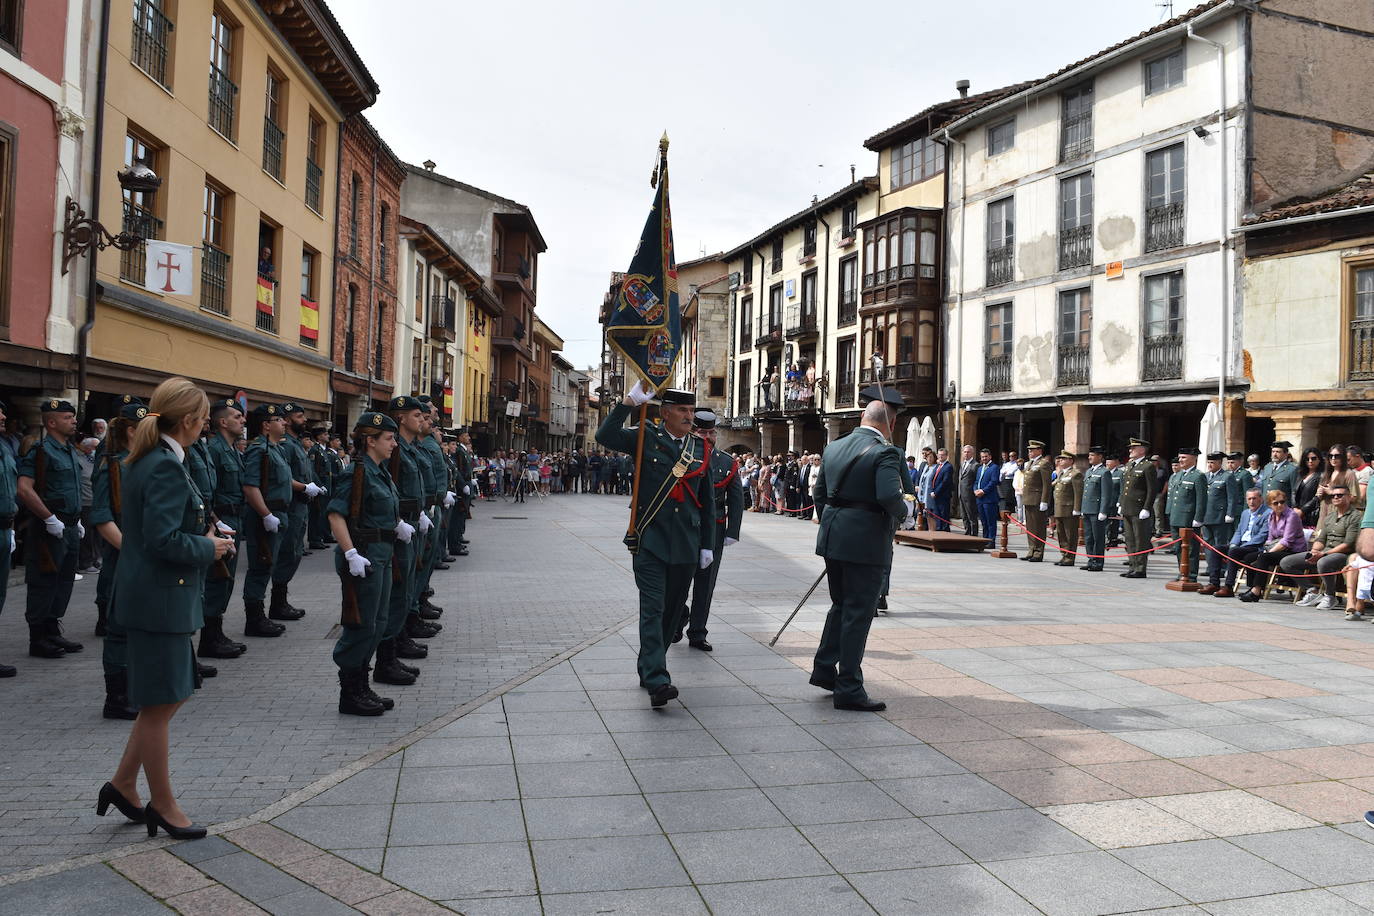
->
[815,205,831,414]
[1187,22,1229,444]
[941,128,968,452]
[76,0,112,421]
[364,139,378,410]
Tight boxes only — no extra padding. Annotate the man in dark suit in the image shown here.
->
[958,444,978,536]
[973,448,1001,547]
[928,447,953,532]
[808,386,909,712]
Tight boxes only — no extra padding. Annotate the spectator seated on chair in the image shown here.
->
[1282,485,1361,613]
[1238,490,1307,603]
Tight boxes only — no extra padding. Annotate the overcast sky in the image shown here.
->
[328,0,1178,368]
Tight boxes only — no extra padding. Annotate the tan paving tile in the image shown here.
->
[1151,789,1320,835]
[1181,752,1321,788]
[1028,733,1160,765]
[110,849,214,899]
[980,711,1095,738]
[893,716,1012,743]
[1188,666,1260,682]
[225,823,322,866]
[938,692,1032,717]
[983,766,1132,806]
[1041,798,1210,849]
[165,884,268,916]
[1266,747,1374,780]
[932,738,1068,773]
[1160,682,1265,702]
[877,696,961,720]
[281,853,398,905]
[906,677,996,697]
[1228,679,1326,699]
[1080,760,1229,797]
[354,889,454,915]
[1119,668,1205,686]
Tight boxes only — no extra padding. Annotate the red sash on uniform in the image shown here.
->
[668,439,710,507]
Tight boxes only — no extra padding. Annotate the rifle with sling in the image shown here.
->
[31,443,57,574]
[389,448,406,586]
[340,461,366,628]
[254,442,274,565]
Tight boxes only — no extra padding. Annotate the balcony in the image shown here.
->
[494,255,532,289]
[1145,202,1184,252]
[262,117,284,181]
[493,318,531,357]
[1351,317,1374,381]
[834,371,856,407]
[783,381,817,414]
[1059,225,1092,271]
[986,244,1014,287]
[1061,113,1092,162]
[753,381,781,415]
[130,0,172,88]
[1057,343,1090,387]
[835,231,856,249]
[119,200,162,284]
[755,324,782,348]
[838,290,857,327]
[305,159,322,213]
[200,243,229,315]
[429,294,457,342]
[255,274,278,334]
[784,304,817,339]
[208,63,238,140]
[984,353,1012,393]
[1142,333,1183,381]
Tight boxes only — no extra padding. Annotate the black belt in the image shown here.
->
[266,499,289,511]
[293,492,309,504]
[828,497,885,514]
[54,511,81,525]
[352,528,396,545]
[399,498,420,515]
[213,504,243,518]
[0,514,13,530]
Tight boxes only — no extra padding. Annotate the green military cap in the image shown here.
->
[118,401,149,421]
[210,397,241,413]
[1227,451,1245,460]
[389,395,424,411]
[1088,444,1106,454]
[1027,439,1046,449]
[354,412,398,435]
[116,394,144,407]
[1128,437,1150,448]
[251,403,284,418]
[281,401,305,415]
[41,398,76,414]
[1271,440,1292,450]
[415,394,434,405]
[1057,450,1075,460]
[1178,447,1201,456]
[1207,451,1226,461]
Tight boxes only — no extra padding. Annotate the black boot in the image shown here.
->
[338,668,384,716]
[95,602,108,637]
[269,584,305,621]
[405,613,441,638]
[46,620,83,654]
[102,671,138,720]
[198,617,245,659]
[394,634,428,659]
[374,640,418,686]
[28,625,65,658]
[361,666,395,709]
[418,595,443,620]
[196,661,218,679]
[245,600,286,637]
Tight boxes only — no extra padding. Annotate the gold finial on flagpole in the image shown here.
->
[660,132,670,152]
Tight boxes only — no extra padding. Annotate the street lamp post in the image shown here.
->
[61,164,162,275]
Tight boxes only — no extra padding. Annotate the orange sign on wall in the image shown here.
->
[1105,261,1124,279]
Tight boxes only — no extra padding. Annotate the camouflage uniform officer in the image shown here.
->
[1019,440,1053,562]
[17,398,84,658]
[241,404,293,636]
[1118,438,1158,579]
[1051,451,1084,567]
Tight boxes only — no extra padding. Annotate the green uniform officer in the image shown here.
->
[675,410,744,651]
[401,410,440,639]
[241,404,294,635]
[90,399,148,718]
[1257,441,1298,504]
[17,398,84,658]
[1081,446,1115,572]
[451,430,475,555]
[1052,452,1084,567]
[1020,441,1053,562]
[383,396,432,668]
[202,399,254,652]
[808,385,908,712]
[329,411,404,717]
[0,399,20,677]
[1199,450,1244,592]
[1228,452,1254,498]
[1166,447,1208,582]
[1118,438,1159,578]
[183,429,222,682]
[272,403,324,619]
[596,382,714,708]
[412,400,450,623]
[1107,457,1125,547]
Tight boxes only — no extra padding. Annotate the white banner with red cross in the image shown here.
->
[144,241,195,296]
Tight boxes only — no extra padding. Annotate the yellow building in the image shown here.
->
[87,0,376,415]
[463,288,500,430]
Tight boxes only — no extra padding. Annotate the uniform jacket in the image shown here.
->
[596,403,714,565]
[1201,470,1245,525]
[1165,466,1207,527]
[973,462,1001,506]
[186,439,216,514]
[1118,457,1159,515]
[1082,464,1116,516]
[1021,455,1054,507]
[112,441,215,633]
[390,437,425,519]
[417,436,448,501]
[281,432,313,501]
[0,443,16,519]
[327,455,400,564]
[1257,460,1297,503]
[812,427,907,567]
[18,434,81,517]
[707,448,744,542]
[1053,467,1085,518]
[242,436,293,507]
[207,434,245,519]
[89,443,124,527]
[404,439,436,500]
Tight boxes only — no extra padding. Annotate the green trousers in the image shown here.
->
[24,523,79,624]
[331,542,394,669]
[1201,522,1235,584]
[272,503,308,585]
[243,510,284,603]
[1024,506,1048,559]
[98,540,127,674]
[411,511,441,611]
[203,511,241,619]
[384,539,416,639]
[684,527,725,642]
[0,529,9,623]
[633,550,694,691]
[812,558,883,704]
[1123,515,1152,574]
[1056,515,1079,563]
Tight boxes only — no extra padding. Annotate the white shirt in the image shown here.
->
[160,433,185,463]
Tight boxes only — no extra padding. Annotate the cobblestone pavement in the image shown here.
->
[11,497,1374,913]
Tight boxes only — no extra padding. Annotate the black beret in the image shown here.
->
[41,398,76,414]
[251,403,284,418]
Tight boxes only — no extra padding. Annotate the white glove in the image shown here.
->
[1139,509,1151,520]
[1098,512,1107,521]
[1225,515,1234,523]
[626,379,654,406]
[417,513,433,533]
[393,519,415,543]
[8,529,14,553]
[443,490,456,509]
[344,547,370,577]
[699,549,714,570]
[304,482,325,499]
[1039,502,1048,512]
[1192,520,1201,528]
[76,521,85,538]
[905,500,916,520]
[463,485,471,496]
[723,536,738,547]
[215,520,234,535]
[261,512,281,533]
[43,515,64,537]
[1072,510,1081,517]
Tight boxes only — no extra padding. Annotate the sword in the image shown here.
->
[769,567,827,646]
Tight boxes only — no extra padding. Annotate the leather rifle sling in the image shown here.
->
[340,461,365,628]
[33,444,56,573]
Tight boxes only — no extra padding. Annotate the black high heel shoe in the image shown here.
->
[144,803,207,840]
[95,782,145,823]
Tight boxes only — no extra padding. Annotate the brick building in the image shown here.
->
[331,113,405,428]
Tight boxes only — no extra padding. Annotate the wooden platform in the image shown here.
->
[894,530,989,553]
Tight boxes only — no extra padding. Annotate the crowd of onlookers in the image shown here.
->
[471,449,638,500]
[739,451,823,519]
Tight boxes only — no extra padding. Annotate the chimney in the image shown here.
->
[956,79,970,98]
[423,159,436,171]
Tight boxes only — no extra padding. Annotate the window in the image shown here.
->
[131,0,172,88]
[0,0,20,54]
[200,182,229,314]
[262,68,285,180]
[300,247,316,302]
[121,131,162,284]
[842,203,857,239]
[413,260,423,321]
[838,256,857,326]
[708,376,725,398]
[1059,173,1093,270]
[767,283,782,333]
[1350,266,1374,381]
[985,197,1014,287]
[890,136,945,190]
[800,271,817,313]
[343,284,357,371]
[208,9,238,140]
[835,337,856,407]
[987,118,1015,156]
[802,222,817,258]
[985,302,1013,392]
[378,203,389,280]
[0,123,14,334]
[738,295,752,351]
[348,174,361,257]
[1061,83,1094,162]
[1143,270,1184,380]
[1145,48,1185,96]
[410,337,422,392]
[256,220,278,333]
[374,302,386,375]
[1145,143,1186,251]
[741,254,752,284]
[305,114,323,213]
[737,360,751,414]
[1057,288,1091,386]
[299,247,318,347]
[770,237,782,273]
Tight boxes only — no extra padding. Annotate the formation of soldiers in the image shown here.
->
[0,393,476,719]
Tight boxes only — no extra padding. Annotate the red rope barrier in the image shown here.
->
[1190,531,1343,579]
[1002,513,1181,559]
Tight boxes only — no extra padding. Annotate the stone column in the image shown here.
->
[787,418,801,454]
[1221,396,1246,453]
[1271,412,1321,455]
[1062,401,1093,455]
[825,416,846,444]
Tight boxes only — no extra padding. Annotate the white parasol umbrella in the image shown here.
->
[1198,401,1222,455]
[918,416,938,456]
[905,417,920,458]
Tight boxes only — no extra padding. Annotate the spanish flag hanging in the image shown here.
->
[256,276,275,315]
[443,386,454,417]
[300,296,319,341]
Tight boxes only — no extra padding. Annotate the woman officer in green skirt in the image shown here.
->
[328,412,410,717]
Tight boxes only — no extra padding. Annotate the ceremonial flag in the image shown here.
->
[256,276,275,314]
[299,296,319,341]
[143,241,194,295]
[443,386,454,417]
[604,134,680,393]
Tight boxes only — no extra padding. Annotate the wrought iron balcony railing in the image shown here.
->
[208,64,238,139]
[837,290,857,327]
[1059,225,1092,270]
[1142,333,1183,381]
[986,244,1014,287]
[305,159,323,213]
[984,353,1012,393]
[1145,201,1184,252]
[1057,343,1090,387]
[200,243,229,315]
[131,0,173,87]
[262,117,284,181]
[1351,317,1374,381]
[119,200,162,284]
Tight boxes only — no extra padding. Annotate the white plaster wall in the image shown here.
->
[1243,250,1344,392]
